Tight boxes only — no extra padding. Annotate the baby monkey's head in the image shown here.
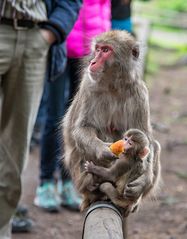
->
[123,129,150,160]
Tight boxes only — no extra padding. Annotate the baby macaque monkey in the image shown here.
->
[85,129,150,212]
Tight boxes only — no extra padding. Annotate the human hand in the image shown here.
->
[40,29,56,45]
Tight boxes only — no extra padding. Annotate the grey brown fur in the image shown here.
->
[62,30,161,211]
[85,128,150,213]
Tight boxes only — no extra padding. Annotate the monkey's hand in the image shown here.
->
[123,173,152,201]
[85,161,95,173]
[96,144,118,161]
[84,161,102,191]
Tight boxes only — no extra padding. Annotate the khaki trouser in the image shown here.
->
[0,24,49,238]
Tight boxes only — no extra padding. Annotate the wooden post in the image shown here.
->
[133,17,151,78]
[82,202,125,239]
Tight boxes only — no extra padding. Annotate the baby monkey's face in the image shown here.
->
[123,135,134,150]
[122,134,142,159]
[123,132,149,160]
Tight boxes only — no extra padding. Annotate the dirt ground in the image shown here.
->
[12,59,187,239]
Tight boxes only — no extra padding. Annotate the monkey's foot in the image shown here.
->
[122,202,139,217]
[87,184,99,192]
[123,180,144,201]
[80,199,90,211]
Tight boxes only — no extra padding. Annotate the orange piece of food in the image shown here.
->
[110,140,125,156]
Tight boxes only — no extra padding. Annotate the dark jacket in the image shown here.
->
[112,0,131,20]
[40,0,82,81]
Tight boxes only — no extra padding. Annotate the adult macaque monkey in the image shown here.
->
[84,128,151,214]
[63,30,161,212]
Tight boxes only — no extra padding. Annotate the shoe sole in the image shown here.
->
[34,198,60,213]
[12,218,33,233]
[61,202,80,212]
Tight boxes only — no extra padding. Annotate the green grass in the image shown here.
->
[156,0,187,12]
[149,37,187,52]
[133,1,187,79]
[150,23,187,33]
[135,0,187,13]
[145,43,186,78]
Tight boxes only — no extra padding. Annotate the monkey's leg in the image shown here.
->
[123,173,149,202]
[99,182,130,209]
[100,182,140,216]
[124,140,161,201]
[81,191,92,211]
[81,191,103,211]
[77,173,96,193]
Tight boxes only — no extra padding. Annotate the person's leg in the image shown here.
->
[67,58,81,104]
[59,58,82,210]
[111,18,133,33]
[0,25,17,233]
[11,205,34,233]
[0,25,48,236]
[34,65,68,212]
[40,69,67,182]
[35,58,82,211]
[30,83,49,150]
[60,58,78,181]
[0,223,11,239]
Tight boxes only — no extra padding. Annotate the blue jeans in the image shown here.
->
[37,58,80,182]
[38,68,68,182]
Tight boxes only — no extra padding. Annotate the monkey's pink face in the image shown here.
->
[89,44,113,73]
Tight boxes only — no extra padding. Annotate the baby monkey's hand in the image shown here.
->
[84,161,95,173]
[84,161,99,191]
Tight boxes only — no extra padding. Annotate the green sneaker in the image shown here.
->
[58,180,82,211]
[34,181,61,213]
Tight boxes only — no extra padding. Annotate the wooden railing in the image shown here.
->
[82,202,126,239]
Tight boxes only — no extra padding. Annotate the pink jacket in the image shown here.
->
[66,0,111,58]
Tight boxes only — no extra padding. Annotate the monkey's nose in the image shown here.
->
[90,61,96,65]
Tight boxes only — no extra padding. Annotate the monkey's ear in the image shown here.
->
[139,147,150,160]
[132,45,139,59]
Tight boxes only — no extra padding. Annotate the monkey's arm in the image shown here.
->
[85,161,115,182]
[123,141,161,202]
[85,158,131,183]
[125,87,161,200]
[143,140,161,196]
[73,122,117,161]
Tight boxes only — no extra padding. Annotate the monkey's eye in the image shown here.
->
[102,47,109,53]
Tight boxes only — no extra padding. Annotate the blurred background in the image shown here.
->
[13,0,187,238]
